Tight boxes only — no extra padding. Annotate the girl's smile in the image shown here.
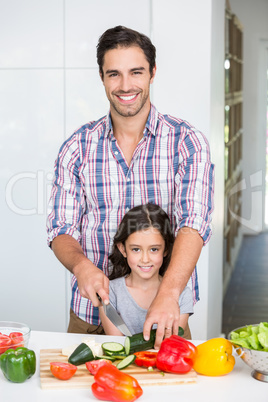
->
[117,227,166,281]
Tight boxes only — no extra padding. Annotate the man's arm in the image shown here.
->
[143,227,203,348]
[51,234,110,306]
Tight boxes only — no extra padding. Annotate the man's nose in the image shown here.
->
[119,74,132,92]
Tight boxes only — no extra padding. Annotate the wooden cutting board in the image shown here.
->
[40,349,197,389]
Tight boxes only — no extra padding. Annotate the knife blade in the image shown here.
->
[97,295,133,337]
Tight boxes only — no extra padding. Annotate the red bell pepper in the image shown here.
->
[133,351,158,368]
[92,363,143,402]
[156,335,197,374]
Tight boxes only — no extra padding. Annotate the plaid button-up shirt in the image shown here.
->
[47,104,214,324]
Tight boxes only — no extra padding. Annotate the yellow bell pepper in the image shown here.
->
[193,338,235,376]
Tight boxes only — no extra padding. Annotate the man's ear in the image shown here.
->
[117,242,127,258]
[150,65,157,84]
[99,70,104,82]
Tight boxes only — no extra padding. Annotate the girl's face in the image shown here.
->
[117,227,166,280]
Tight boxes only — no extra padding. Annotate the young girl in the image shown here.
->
[99,203,193,337]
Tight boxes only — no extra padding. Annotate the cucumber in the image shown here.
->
[102,342,124,354]
[116,355,136,370]
[68,342,95,366]
[110,354,129,360]
[124,327,184,355]
[95,355,117,362]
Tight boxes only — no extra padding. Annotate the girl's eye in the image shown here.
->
[132,248,140,252]
[151,248,159,252]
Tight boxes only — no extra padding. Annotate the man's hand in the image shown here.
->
[51,234,109,306]
[143,292,180,349]
[143,227,203,349]
[73,260,110,307]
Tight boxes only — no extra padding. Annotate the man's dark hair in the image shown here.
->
[97,25,156,78]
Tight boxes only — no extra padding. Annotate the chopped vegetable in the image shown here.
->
[133,351,158,368]
[0,334,12,355]
[124,327,184,355]
[50,362,77,380]
[92,364,143,402]
[230,322,268,351]
[156,335,197,374]
[86,359,112,375]
[102,342,125,354]
[62,344,79,357]
[0,347,36,383]
[116,355,136,370]
[68,342,95,366]
[193,338,235,376]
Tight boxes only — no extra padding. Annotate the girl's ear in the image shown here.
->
[163,249,168,257]
[117,242,127,258]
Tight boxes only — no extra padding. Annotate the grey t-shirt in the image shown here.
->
[109,276,194,335]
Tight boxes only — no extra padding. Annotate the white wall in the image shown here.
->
[230,0,268,234]
[0,0,225,339]
[152,0,225,339]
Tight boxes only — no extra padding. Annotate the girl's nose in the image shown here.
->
[141,251,149,263]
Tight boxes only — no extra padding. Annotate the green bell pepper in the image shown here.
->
[0,347,36,383]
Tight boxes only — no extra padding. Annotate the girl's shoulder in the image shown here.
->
[109,276,126,290]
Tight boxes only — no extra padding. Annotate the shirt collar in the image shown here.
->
[104,104,159,139]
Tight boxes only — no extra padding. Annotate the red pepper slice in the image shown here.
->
[0,335,12,355]
[86,359,112,375]
[9,332,24,347]
[133,351,158,368]
[50,362,77,380]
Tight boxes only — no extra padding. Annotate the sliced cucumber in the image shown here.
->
[102,342,124,354]
[124,327,184,355]
[116,355,136,370]
[95,355,117,362]
[111,354,129,360]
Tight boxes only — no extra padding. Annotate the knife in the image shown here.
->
[97,295,133,337]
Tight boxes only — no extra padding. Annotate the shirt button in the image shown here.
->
[114,151,118,155]
[125,207,129,212]
[127,178,130,182]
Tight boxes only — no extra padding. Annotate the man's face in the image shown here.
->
[101,46,156,118]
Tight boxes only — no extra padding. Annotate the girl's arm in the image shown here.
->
[98,306,124,336]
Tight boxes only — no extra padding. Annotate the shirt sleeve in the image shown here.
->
[174,125,215,245]
[46,134,86,246]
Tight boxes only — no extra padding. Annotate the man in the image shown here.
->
[47,26,214,348]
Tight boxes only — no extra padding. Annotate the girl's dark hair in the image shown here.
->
[97,25,156,78]
[109,203,174,280]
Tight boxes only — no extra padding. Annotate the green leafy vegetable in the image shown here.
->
[230,322,268,351]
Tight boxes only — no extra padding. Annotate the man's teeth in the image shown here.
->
[118,94,136,101]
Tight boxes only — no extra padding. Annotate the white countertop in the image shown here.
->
[1,330,267,402]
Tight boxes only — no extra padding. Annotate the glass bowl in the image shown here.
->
[0,321,31,355]
[228,324,268,382]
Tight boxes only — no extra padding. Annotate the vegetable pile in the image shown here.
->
[0,332,24,355]
[230,322,268,351]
